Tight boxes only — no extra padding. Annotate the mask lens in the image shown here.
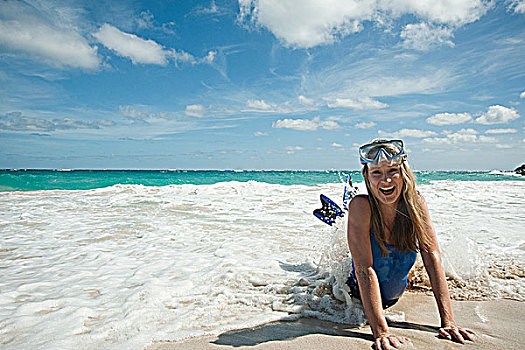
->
[359,140,404,162]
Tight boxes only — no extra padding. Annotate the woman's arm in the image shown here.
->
[418,195,475,343]
[347,196,411,349]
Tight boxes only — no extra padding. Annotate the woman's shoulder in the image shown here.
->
[350,194,370,205]
[348,195,371,218]
[347,195,371,238]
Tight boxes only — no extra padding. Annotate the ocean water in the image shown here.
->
[0,170,524,349]
[0,169,523,192]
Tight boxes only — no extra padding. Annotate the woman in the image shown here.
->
[346,139,475,349]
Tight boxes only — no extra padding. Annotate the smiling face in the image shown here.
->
[366,162,404,207]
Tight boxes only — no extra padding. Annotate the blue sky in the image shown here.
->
[0,0,524,170]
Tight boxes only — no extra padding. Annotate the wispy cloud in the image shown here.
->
[362,71,452,97]
[0,1,100,69]
[119,105,155,123]
[327,97,388,110]
[189,0,230,17]
[507,0,525,14]
[243,99,291,113]
[0,112,114,132]
[400,22,454,51]
[298,95,315,106]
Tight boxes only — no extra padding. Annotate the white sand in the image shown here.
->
[146,293,524,350]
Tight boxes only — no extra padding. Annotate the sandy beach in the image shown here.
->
[146,293,524,350]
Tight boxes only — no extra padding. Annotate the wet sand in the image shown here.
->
[145,293,524,350]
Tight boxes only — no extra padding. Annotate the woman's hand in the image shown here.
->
[439,323,476,344]
[374,333,412,349]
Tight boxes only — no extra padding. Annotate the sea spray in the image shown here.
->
[279,219,367,326]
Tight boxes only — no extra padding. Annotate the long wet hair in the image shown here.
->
[361,142,430,256]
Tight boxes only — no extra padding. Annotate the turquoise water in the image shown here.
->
[0,169,523,192]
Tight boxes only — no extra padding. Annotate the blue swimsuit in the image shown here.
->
[347,232,417,308]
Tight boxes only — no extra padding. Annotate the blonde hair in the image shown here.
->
[361,140,430,256]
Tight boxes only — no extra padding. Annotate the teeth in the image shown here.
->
[381,186,394,191]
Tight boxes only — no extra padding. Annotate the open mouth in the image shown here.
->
[379,186,395,195]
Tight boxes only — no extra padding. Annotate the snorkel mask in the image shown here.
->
[359,139,407,166]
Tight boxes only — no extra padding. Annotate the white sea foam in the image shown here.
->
[0,180,523,349]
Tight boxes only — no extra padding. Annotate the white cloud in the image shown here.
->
[119,105,153,122]
[237,0,490,49]
[136,10,155,29]
[201,51,216,64]
[400,22,454,51]
[185,104,206,117]
[520,91,525,99]
[508,0,525,14]
[284,146,303,154]
[172,50,197,64]
[331,142,344,148]
[378,128,438,138]
[354,121,376,129]
[238,0,364,48]
[0,1,100,69]
[254,131,269,136]
[327,97,387,110]
[475,105,520,125]
[272,116,340,131]
[321,120,341,130]
[298,95,315,106]
[478,135,497,143]
[246,99,273,110]
[93,24,173,65]
[423,128,499,144]
[422,137,451,145]
[244,99,292,113]
[426,112,472,125]
[496,144,513,149]
[485,128,517,134]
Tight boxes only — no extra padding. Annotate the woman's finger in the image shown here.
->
[388,336,401,348]
[438,328,451,340]
[446,327,465,344]
[459,327,475,341]
[381,336,393,349]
